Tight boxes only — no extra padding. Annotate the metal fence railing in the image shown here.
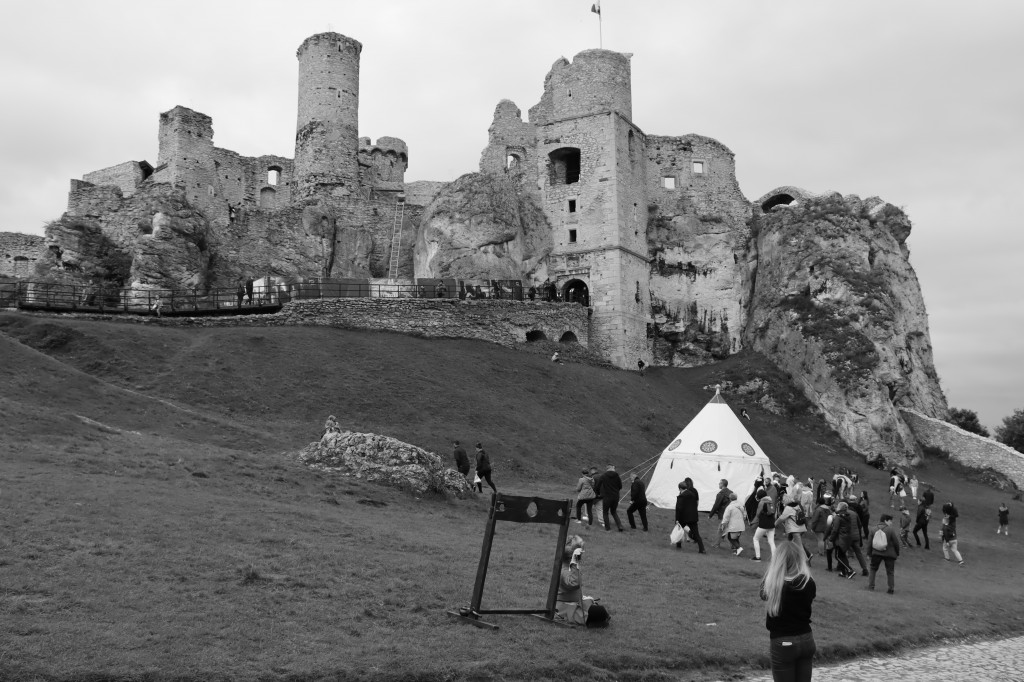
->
[0,277,577,317]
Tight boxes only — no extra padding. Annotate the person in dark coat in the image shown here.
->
[595,465,624,531]
[922,487,935,507]
[244,277,254,303]
[867,513,901,593]
[708,479,733,548]
[474,443,497,493]
[674,478,706,553]
[626,474,648,531]
[453,440,470,479]
[235,279,245,307]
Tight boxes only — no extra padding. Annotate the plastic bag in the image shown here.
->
[670,522,688,545]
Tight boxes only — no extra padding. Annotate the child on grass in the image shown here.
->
[998,503,1009,535]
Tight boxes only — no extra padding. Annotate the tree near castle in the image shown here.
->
[947,407,990,437]
[995,409,1024,453]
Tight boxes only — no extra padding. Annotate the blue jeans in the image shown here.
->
[770,631,816,682]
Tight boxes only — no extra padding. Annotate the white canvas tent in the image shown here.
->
[646,388,773,512]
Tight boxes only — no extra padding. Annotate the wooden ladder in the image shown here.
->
[386,199,406,281]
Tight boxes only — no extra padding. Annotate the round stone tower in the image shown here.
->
[294,32,362,200]
[551,49,632,121]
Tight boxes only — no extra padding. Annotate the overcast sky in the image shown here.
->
[1,0,1021,429]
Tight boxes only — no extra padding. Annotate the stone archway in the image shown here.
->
[559,331,578,344]
[526,330,547,342]
[562,279,589,306]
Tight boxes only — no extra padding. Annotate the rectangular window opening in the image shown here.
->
[569,229,577,243]
[692,161,704,174]
[568,199,577,213]
[662,176,676,189]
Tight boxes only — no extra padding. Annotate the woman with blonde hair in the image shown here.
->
[555,535,610,627]
[760,540,816,681]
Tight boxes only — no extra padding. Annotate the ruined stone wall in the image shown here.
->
[358,136,408,193]
[207,149,294,218]
[294,32,362,200]
[479,100,538,180]
[550,50,632,121]
[404,181,447,207]
[83,161,150,198]
[645,134,751,366]
[0,233,45,278]
[30,298,589,351]
[901,408,1024,488]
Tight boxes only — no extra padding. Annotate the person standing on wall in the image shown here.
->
[474,443,497,494]
[453,441,470,481]
[245,276,254,303]
[236,279,245,307]
[626,473,648,531]
[760,541,817,682]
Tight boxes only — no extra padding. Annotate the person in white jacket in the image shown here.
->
[721,492,749,556]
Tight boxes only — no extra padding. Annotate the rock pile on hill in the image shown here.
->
[298,422,473,498]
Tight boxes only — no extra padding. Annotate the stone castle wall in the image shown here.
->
[0,233,45,278]
[901,408,1024,488]
[23,298,589,351]
[83,161,150,198]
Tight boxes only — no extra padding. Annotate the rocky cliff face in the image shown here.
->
[745,193,947,465]
[44,184,211,289]
[413,173,552,280]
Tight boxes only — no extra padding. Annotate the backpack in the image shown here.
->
[872,528,888,551]
[794,506,807,526]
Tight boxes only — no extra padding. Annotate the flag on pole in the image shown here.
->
[591,2,601,15]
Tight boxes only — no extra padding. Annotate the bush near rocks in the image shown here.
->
[297,427,474,498]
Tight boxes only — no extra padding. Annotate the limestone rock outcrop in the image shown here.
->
[745,193,947,465]
[298,427,474,498]
[413,173,553,280]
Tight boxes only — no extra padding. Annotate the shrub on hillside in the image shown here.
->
[946,407,990,437]
[995,408,1024,453]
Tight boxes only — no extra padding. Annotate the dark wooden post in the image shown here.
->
[469,493,499,614]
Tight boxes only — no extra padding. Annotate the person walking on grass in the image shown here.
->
[809,495,833,558]
[709,479,733,548]
[474,443,497,494]
[453,441,470,480]
[776,496,812,561]
[760,540,816,682]
[675,478,706,553]
[574,468,596,525]
[909,474,920,502]
[722,492,748,556]
[750,488,777,562]
[912,501,932,549]
[626,474,649,531]
[595,465,624,532]
[867,513,901,594]
[998,502,1010,536]
[899,506,913,548]
[941,502,964,566]
[587,466,605,526]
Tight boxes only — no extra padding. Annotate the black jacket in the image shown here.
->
[676,487,700,526]
[630,478,647,505]
[595,471,623,501]
[709,487,733,520]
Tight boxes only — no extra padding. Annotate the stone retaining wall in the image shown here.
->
[901,407,1024,487]
[22,297,590,350]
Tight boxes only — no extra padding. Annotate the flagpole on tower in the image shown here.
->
[591,1,602,48]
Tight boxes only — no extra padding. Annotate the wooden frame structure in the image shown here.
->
[447,493,573,630]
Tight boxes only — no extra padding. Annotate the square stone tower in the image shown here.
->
[532,50,651,367]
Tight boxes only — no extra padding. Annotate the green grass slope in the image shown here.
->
[1,311,1022,682]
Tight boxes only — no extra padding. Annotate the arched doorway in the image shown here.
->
[559,331,578,344]
[562,279,589,306]
[526,330,547,342]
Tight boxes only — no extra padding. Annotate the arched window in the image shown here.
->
[548,147,581,185]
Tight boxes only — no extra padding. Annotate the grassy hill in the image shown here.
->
[1,311,1022,681]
